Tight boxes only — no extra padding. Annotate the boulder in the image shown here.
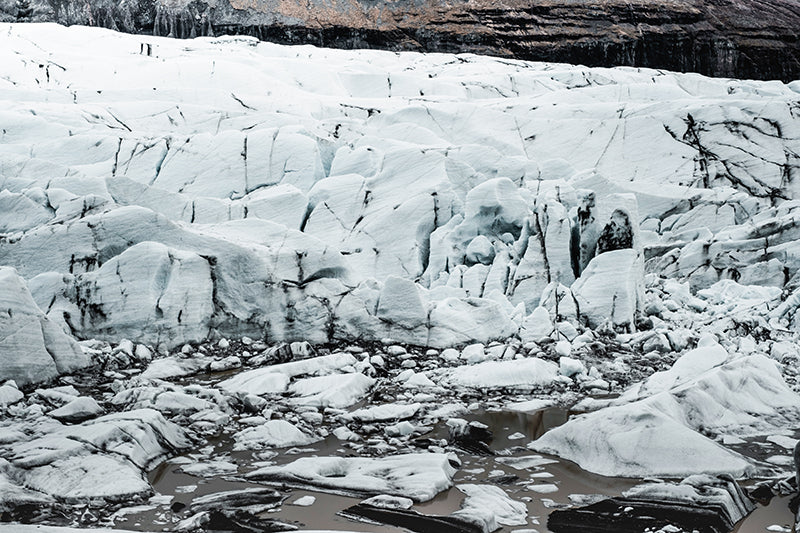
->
[0,267,89,386]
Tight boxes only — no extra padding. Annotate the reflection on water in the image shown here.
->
[116,406,797,533]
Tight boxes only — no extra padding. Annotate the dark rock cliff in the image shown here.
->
[3,0,800,81]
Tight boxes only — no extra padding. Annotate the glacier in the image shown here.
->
[1,21,800,533]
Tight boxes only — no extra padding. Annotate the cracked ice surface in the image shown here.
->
[1,22,799,358]
[2,22,800,529]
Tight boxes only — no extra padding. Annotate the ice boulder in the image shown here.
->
[575,191,641,275]
[377,276,428,330]
[453,484,528,529]
[571,248,644,331]
[233,419,321,450]
[463,178,529,238]
[520,306,554,342]
[0,190,53,233]
[0,267,90,386]
[71,242,214,347]
[247,453,457,502]
[531,354,800,478]
[446,357,559,389]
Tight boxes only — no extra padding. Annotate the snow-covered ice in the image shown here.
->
[1,19,800,533]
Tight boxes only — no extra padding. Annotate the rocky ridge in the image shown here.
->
[1,0,800,81]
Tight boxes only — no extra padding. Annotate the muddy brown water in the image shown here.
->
[112,407,796,533]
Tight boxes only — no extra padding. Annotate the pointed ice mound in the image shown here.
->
[530,348,800,478]
[0,267,90,386]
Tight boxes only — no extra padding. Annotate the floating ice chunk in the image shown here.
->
[181,460,238,477]
[361,494,414,510]
[219,353,357,396]
[497,455,558,470]
[289,372,375,408]
[453,484,528,529]
[233,419,321,450]
[290,495,317,507]
[526,484,558,494]
[23,453,152,501]
[531,355,800,478]
[505,399,555,413]
[447,358,558,389]
[347,402,422,422]
[766,435,799,450]
[247,453,457,502]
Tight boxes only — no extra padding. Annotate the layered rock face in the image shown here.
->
[1,0,800,81]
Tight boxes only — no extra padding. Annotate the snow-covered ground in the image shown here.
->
[1,21,800,533]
